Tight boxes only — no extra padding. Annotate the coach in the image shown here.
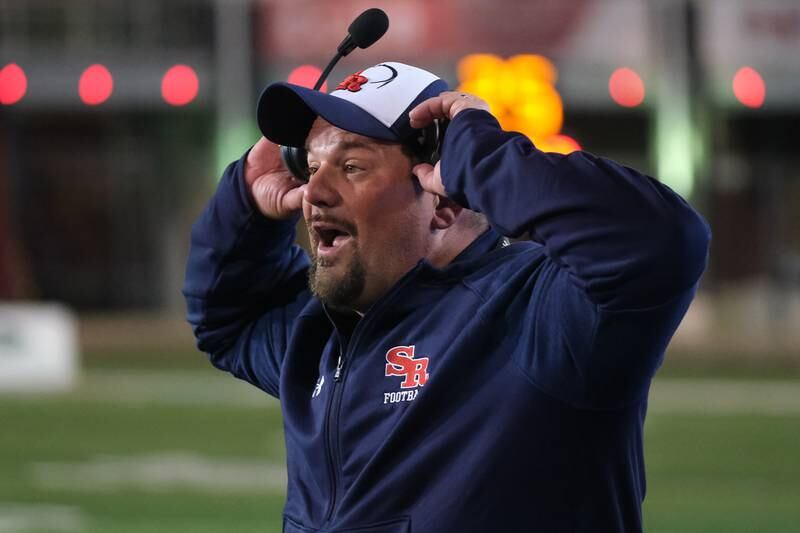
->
[184,62,710,532]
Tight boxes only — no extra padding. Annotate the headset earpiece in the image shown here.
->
[281,145,311,182]
[414,118,449,166]
[281,118,448,182]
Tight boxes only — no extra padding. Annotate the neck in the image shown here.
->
[426,223,485,269]
[345,226,483,315]
[334,219,488,315]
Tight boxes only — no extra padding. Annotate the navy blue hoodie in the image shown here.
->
[183,109,711,532]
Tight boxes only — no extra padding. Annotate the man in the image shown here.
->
[184,62,710,532]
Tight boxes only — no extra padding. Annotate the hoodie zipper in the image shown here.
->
[323,342,346,524]
[320,237,504,523]
[321,262,427,526]
[334,353,345,381]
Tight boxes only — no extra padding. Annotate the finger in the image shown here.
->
[408,96,450,129]
[447,92,491,120]
[412,163,446,197]
[246,137,285,186]
[409,92,490,128]
[282,184,307,213]
[248,137,278,164]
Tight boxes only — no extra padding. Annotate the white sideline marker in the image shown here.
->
[0,503,84,532]
[0,303,79,392]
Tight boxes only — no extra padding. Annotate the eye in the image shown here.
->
[307,165,319,176]
[344,163,363,174]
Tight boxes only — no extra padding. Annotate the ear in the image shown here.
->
[430,195,463,230]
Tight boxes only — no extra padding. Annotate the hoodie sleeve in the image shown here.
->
[182,151,311,398]
[442,110,711,407]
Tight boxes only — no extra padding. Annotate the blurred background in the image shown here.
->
[1,0,798,531]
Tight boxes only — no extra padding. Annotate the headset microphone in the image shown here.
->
[339,8,390,57]
[280,8,389,180]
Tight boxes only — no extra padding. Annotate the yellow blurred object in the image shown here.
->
[457,54,505,83]
[507,54,558,84]
[534,134,582,155]
[458,79,505,116]
[517,81,563,138]
[496,111,519,133]
[456,53,578,154]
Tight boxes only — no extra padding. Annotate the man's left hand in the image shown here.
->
[409,91,491,197]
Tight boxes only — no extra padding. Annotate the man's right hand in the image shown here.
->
[245,137,306,220]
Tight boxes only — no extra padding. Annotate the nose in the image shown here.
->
[304,164,341,208]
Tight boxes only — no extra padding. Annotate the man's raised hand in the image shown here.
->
[408,92,490,197]
[409,91,490,130]
[245,137,306,220]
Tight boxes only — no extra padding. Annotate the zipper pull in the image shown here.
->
[334,355,345,382]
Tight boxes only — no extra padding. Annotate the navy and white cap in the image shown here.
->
[257,62,449,148]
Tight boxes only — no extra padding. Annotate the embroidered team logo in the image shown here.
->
[337,71,368,92]
[385,345,429,388]
[336,64,399,92]
[384,345,429,405]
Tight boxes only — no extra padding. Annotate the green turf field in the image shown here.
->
[2,363,799,532]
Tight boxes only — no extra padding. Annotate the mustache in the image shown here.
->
[307,214,358,237]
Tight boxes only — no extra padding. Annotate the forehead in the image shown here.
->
[305,117,397,156]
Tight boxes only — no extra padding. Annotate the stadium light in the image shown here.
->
[609,67,645,108]
[288,65,329,92]
[457,54,506,84]
[0,63,28,105]
[162,65,199,106]
[507,54,558,85]
[79,64,114,106]
[456,53,579,154]
[516,80,563,139]
[733,66,765,109]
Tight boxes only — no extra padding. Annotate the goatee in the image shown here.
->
[308,252,366,309]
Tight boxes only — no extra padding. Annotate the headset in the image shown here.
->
[280,120,447,183]
[278,9,447,183]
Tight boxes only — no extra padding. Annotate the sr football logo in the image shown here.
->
[384,345,429,404]
[336,64,398,92]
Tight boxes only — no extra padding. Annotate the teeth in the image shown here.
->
[314,225,351,249]
[317,228,346,247]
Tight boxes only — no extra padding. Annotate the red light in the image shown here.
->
[161,65,199,106]
[553,134,582,153]
[79,64,114,105]
[287,65,328,93]
[0,63,28,105]
[609,67,645,108]
[733,66,765,108]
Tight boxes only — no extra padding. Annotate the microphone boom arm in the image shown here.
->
[315,51,343,91]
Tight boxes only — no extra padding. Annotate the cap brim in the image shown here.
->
[257,82,399,147]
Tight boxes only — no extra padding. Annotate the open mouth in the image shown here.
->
[317,227,350,248]
[311,222,354,256]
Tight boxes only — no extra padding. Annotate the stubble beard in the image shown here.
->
[308,244,367,310]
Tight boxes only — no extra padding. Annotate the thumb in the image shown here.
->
[281,184,307,214]
[412,163,446,197]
